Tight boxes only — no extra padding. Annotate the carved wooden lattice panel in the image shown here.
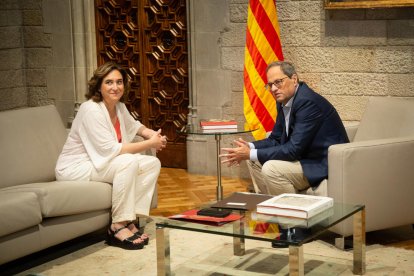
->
[95,0,142,107]
[95,0,189,168]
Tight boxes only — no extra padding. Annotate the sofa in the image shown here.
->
[0,105,156,265]
[307,97,414,239]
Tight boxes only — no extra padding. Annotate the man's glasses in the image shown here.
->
[265,76,289,91]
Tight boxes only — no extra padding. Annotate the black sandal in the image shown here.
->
[126,221,149,245]
[106,225,145,250]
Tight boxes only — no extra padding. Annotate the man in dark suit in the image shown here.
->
[221,61,349,195]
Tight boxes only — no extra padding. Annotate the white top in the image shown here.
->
[56,100,143,173]
[282,96,294,136]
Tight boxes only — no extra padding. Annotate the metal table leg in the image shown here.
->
[289,245,304,276]
[156,225,171,276]
[233,211,245,256]
[353,208,366,275]
[215,133,223,201]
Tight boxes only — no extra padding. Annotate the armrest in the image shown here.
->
[328,136,414,236]
[345,123,359,142]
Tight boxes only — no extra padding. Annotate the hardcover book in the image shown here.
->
[168,209,242,226]
[200,119,237,129]
[256,193,334,219]
[201,128,238,133]
[210,192,272,211]
[252,207,334,228]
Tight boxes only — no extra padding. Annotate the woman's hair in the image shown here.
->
[266,61,299,82]
[86,61,130,102]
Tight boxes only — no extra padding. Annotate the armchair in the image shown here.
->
[325,97,414,237]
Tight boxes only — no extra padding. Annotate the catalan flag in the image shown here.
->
[243,0,284,140]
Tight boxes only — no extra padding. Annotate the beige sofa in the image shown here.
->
[0,105,156,265]
[308,97,414,238]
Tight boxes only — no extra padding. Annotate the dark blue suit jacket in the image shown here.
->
[252,82,349,187]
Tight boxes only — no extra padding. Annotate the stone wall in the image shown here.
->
[0,0,96,128]
[0,0,53,111]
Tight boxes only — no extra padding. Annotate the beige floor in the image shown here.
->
[16,221,414,275]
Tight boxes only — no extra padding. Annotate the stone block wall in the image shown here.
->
[0,0,53,111]
[0,1,25,110]
[0,0,94,128]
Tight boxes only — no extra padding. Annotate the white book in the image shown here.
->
[201,128,239,133]
[201,125,238,130]
[252,207,334,228]
[256,193,334,219]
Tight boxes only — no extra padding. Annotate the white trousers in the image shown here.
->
[91,154,160,222]
[57,154,160,223]
[247,160,310,195]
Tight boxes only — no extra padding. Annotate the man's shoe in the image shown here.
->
[271,240,289,248]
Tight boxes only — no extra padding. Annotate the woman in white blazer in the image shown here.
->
[56,62,167,250]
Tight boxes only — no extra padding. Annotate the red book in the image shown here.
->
[200,119,237,129]
[168,209,242,226]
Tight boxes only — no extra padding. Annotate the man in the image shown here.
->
[221,61,349,195]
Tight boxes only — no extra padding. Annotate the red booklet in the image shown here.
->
[168,209,242,226]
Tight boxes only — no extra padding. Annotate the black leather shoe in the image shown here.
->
[271,240,289,248]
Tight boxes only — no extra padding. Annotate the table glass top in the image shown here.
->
[178,124,258,136]
[154,202,364,246]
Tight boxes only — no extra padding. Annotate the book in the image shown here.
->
[201,128,239,133]
[210,192,273,211]
[256,193,334,219]
[251,207,334,228]
[200,119,238,129]
[168,209,242,226]
[201,125,238,130]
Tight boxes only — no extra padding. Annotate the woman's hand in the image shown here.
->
[149,129,167,152]
[120,128,167,155]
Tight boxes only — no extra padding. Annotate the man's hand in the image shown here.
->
[219,138,250,167]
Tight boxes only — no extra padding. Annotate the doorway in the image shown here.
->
[94,0,189,168]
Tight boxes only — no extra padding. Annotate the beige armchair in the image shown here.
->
[311,97,414,238]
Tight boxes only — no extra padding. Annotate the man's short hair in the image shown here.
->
[266,61,298,81]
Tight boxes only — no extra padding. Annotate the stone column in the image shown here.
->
[69,0,97,124]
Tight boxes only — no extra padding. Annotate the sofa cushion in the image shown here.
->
[0,105,68,189]
[0,192,42,237]
[1,181,112,217]
[354,97,414,142]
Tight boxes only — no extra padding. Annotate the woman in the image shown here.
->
[55,62,167,250]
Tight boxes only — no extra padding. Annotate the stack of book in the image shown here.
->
[252,208,334,228]
[199,119,238,132]
[256,193,334,219]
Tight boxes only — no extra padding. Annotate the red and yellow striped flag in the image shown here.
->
[243,0,284,140]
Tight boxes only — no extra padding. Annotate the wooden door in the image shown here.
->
[95,0,189,168]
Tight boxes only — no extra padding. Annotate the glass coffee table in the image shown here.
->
[154,201,365,275]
